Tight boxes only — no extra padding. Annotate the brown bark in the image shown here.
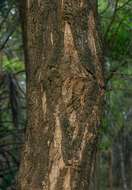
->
[18,0,105,190]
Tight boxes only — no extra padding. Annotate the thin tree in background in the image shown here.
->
[18,1,105,190]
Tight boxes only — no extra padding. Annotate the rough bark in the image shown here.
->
[18,0,105,190]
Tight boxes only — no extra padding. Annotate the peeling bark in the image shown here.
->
[18,0,105,190]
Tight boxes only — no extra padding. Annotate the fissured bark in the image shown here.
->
[18,0,105,190]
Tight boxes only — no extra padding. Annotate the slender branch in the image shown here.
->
[0,27,16,51]
[14,70,25,75]
[0,16,19,51]
[108,16,127,48]
[104,0,119,40]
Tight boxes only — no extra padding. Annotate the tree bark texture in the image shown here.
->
[18,0,105,190]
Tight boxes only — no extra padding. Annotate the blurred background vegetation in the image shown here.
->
[0,0,132,189]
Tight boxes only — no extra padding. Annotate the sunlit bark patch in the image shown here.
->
[62,78,73,104]
[50,32,53,45]
[61,0,64,10]
[49,105,65,190]
[80,0,84,8]
[87,11,104,84]
[69,110,79,142]
[27,0,30,9]
[64,22,78,62]
[38,0,41,6]
[87,11,97,56]
[27,0,32,9]
[63,168,71,190]
[42,92,47,114]
[78,126,88,162]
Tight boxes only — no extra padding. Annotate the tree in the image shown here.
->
[18,1,105,190]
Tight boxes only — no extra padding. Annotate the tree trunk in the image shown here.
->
[18,1,105,190]
[119,144,128,190]
[108,149,113,190]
